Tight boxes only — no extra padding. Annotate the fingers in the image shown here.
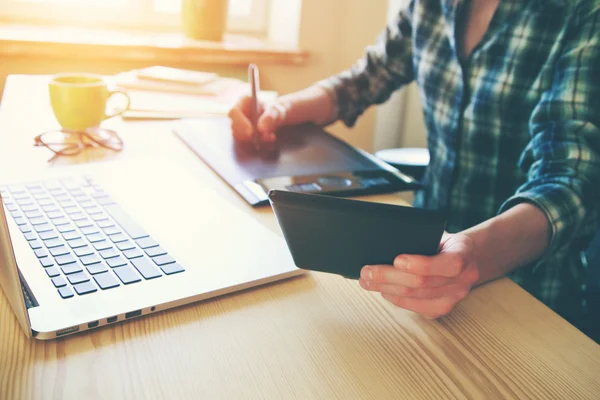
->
[381,294,460,319]
[359,279,468,300]
[360,265,451,288]
[228,106,254,141]
[228,95,283,143]
[393,241,472,278]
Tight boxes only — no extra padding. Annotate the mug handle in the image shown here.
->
[104,90,131,119]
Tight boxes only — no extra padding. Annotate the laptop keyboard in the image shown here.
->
[0,177,185,299]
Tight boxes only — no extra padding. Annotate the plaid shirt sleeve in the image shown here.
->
[499,2,600,262]
[316,1,415,127]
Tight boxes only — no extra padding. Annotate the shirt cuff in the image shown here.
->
[498,183,584,272]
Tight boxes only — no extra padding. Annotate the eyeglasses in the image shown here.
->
[34,128,123,159]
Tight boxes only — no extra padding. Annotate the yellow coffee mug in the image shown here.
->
[49,73,130,132]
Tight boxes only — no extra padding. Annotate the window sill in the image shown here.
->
[0,24,309,66]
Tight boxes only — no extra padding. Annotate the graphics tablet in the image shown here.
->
[268,190,446,279]
[173,118,422,207]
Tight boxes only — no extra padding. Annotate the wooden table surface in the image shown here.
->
[1,75,599,400]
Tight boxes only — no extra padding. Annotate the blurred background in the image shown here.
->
[0,0,427,153]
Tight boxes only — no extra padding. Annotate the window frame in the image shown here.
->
[0,0,269,34]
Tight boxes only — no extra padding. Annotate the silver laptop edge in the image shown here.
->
[0,194,33,338]
[0,160,303,340]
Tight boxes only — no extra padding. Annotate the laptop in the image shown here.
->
[0,159,301,340]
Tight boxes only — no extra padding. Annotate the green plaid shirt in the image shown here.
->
[321,0,600,318]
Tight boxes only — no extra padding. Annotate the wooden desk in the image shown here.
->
[1,75,599,400]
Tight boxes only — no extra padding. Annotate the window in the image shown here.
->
[0,0,269,33]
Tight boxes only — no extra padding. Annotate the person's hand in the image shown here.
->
[359,233,480,319]
[227,85,335,144]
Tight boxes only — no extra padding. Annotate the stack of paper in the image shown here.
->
[112,67,278,120]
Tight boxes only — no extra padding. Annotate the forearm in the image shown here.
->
[462,203,550,284]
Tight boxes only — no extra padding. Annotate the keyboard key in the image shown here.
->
[67,271,90,285]
[34,223,53,233]
[52,217,71,226]
[106,256,128,268]
[79,200,96,209]
[45,266,60,277]
[40,257,54,268]
[67,238,87,249]
[73,194,90,203]
[86,207,104,216]
[96,197,116,206]
[136,237,159,249]
[86,233,105,243]
[74,245,95,257]
[152,254,176,266]
[116,240,135,251]
[51,276,67,288]
[100,248,120,259]
[54,194,71,202]
[13,193,31,200]
[58,287,74,299]
[8,184,27,193]
[63,231,82,241]
[46,210,65,219]
[29,216,49,226]
[10,210,22,219]
[63,205,79,214]
[70,212,86,221]
[102,226,122,236]
[5,204,18,212]
[93,240,112,251]
[104,204,149,240]
[131,257,162,280]
[44,238,65,249]
[160,263,185,275]
[113,265,141,285]
[55,254,77,266]
[42,205,61,213]
[86,262,109,275]
[90,212,108,220]
[13,216,27,226]
[57,224,76,233]
[94,272,120,290]
[61,262,83,275]
[29,239,43,250]
[19,224,32,234]
[73,281,97,296]
[80,254,101,266]
[37,198,55,207]
[24,210,43,219]
[97,219,115,229]
[39,230,59,241]
[109,233,128,243]
[80,225,99,236]
[50,246,70,257]
[75,219,93,228]
[145,246,167,258]
[123,248,144,259]
[19,204,37,211]
[23,232,37,241]
[34,248,48,258]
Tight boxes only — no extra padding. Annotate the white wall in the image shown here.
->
[373,0,427,151]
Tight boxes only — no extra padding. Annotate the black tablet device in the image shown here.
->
[173,118,422,207]
[268,190,446,279]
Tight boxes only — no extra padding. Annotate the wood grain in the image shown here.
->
[0,76,599,400]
